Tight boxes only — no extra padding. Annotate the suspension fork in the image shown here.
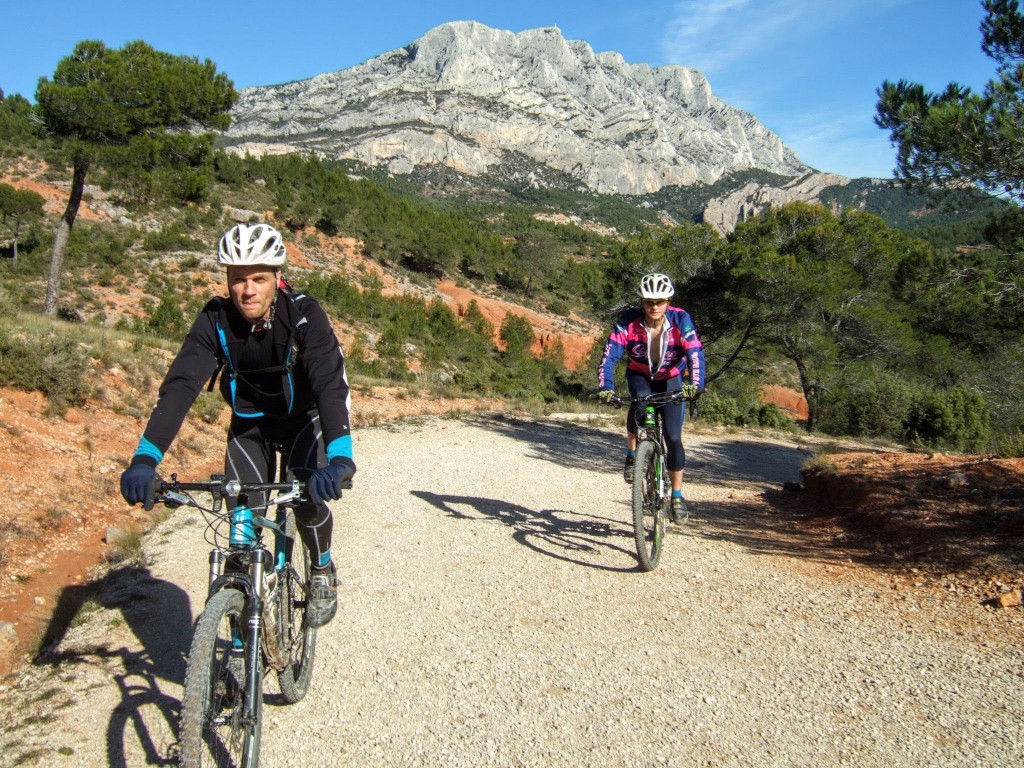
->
[647,413,666,499]
[243,549,272,723]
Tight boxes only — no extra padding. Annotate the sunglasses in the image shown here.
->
[642,299,668,307]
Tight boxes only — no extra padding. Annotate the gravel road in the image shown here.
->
[1,413,1022,767]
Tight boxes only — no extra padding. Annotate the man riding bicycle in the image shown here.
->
[597,273,705,521]
[119,222,355,628]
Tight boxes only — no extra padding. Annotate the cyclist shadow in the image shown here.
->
[412,490,639,572]
[36,565,193,767]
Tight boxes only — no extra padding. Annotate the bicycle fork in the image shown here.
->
[243,552,268,723]
[207,547,270,729]
[643,419,668,508]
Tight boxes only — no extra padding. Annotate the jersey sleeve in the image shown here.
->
[131,303,221,466]
[298,299,354,465]
[677,310,706,389]
[597,313,629,390]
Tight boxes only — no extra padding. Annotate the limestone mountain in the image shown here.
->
[224,21,813,197]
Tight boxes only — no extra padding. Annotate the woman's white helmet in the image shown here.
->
[638,273,674,300]
[217,223,287,267]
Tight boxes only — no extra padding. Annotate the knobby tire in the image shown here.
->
[631,440,665,571]
[179,588,262,768]
[276,512,317,703]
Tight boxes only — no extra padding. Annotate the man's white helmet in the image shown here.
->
[217,223,286,267]
[638,273,674,300]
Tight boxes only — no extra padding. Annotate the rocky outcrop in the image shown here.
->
[702,172,852,234]
[225,21,811,195]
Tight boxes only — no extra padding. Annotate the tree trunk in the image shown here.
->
[43,159,89,316]
[785,340,819,433]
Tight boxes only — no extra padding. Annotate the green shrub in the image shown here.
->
[995,430,1024,458]
[143,223,204,253]
[146,293,188,338]
[190,391,224,424]
[0,327,91,413]
[751,402,794,430]
[693,391,740,425]
[817,368,916,440]
[903,385,990,452]
[692,390,794,430]
[64,222,138,270]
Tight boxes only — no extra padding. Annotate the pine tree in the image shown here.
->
[36,40,236,315]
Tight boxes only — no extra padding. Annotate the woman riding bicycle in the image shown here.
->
[597,273,705,520]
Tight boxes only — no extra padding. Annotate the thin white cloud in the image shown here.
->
[772,106,897,178]
[661,0,907,75]
[660,0,915,177]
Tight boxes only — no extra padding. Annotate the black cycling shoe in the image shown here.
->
[623,455,635,483]
[306,561,338,629]
[670,495,688,523]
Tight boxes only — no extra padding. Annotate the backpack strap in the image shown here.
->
[209,293,304,417]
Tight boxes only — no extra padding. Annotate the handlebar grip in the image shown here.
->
[143,476,162,512]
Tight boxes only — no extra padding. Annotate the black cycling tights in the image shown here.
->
[224,408,333,568]
[626,370,686,472]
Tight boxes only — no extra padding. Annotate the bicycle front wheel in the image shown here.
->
[631,440,665,571]
[179,588,262,768]
[277,512,317,703]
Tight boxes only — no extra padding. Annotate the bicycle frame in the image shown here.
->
[156,475,306,729]
[634,403,667,499]
[602,388,693,570]
[160,460,350,766]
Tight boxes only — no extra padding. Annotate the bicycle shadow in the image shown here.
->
[470,414,862,570]
[411,490,641,572]
[36,565,193,767]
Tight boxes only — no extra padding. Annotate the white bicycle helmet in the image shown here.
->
[217,223,287,267]
[638,273,674,300]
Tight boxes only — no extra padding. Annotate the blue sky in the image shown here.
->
[0,0,995,179]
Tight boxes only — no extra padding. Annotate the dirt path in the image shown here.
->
[1,415,1021,767]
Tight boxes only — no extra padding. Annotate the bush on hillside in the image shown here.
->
[0,325,90,414]
[142,223,205,253]
[693,390,795,431]
[994,430,1024,458]
[817,368,916,440]
[903,385,990,452]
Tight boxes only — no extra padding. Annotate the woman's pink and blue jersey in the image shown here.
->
[598,306,705,389]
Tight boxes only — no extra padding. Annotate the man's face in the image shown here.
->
[227,265,279,324]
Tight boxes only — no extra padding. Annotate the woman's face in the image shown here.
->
[642,298,668,326]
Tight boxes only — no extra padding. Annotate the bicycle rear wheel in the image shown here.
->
[179,588,262,768]
[631,440,665,571]
[277,512,318,703]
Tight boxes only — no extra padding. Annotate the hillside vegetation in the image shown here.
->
[2,73,1024,454]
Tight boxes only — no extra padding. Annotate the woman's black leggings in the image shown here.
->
[626,370,686,472]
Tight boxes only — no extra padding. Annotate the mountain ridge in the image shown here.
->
[224,21,812,197]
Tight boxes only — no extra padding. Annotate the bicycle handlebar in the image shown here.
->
[592,388,704,420]
[144,473,350,512]
[595,390,699,409]
[154,476,306,498]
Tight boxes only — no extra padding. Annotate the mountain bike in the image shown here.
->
[602,390,697,571]
[146,461,349,767]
